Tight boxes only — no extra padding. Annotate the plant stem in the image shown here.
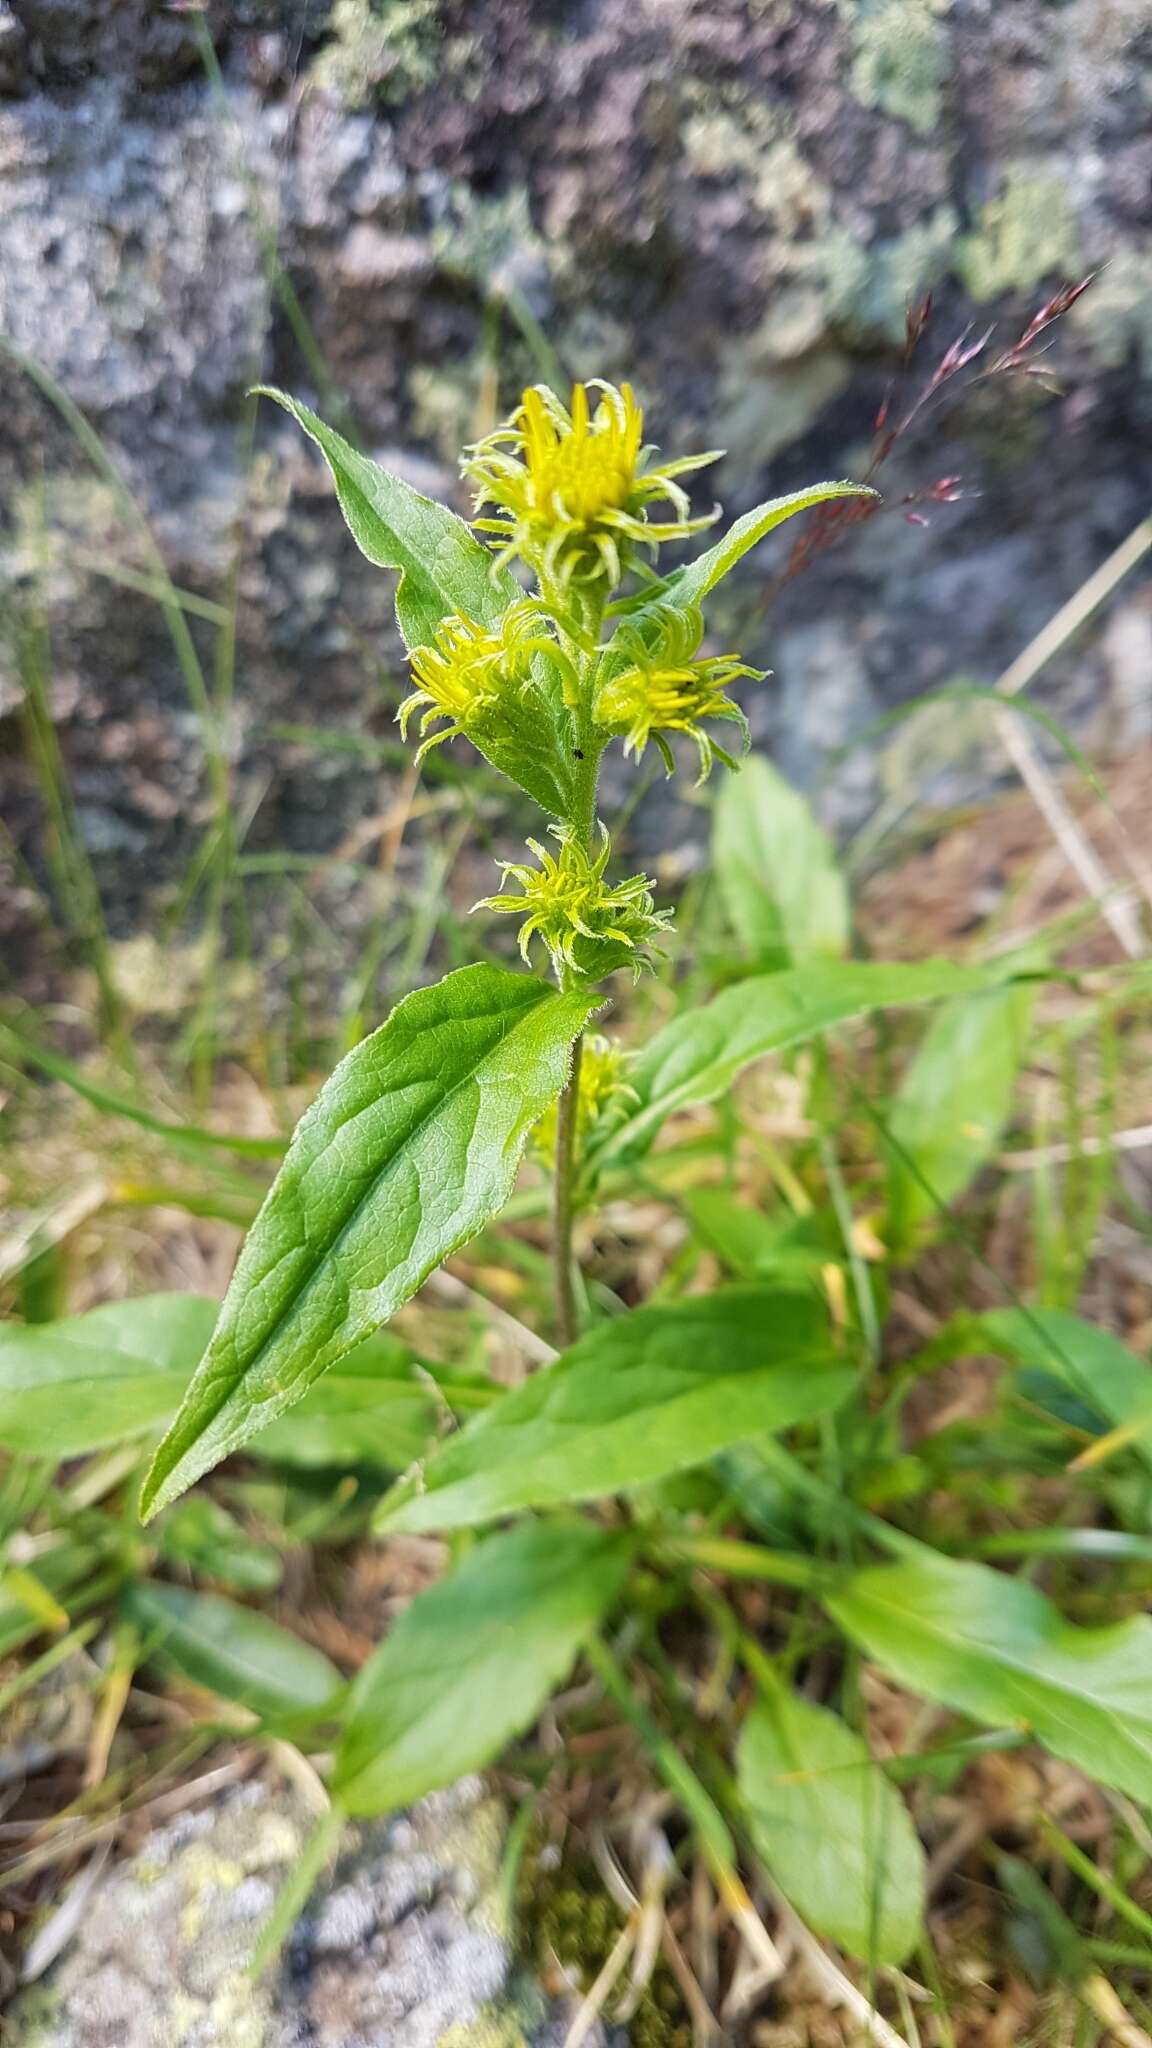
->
[660,1533,823,1589]
[249,1799,344,1978]
[549,588,607,1351]
[552,1030,584,1347]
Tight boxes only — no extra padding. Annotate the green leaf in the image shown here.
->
[247,1330,437,1471]
[377,1289,856,1535]
[886,980,1037,1251]
[123,1580,341,1722]
[595,959,1010,1165]
[0,1543,111,1658]
[827,1548,1152,1805]
[713,756,849,966]
[253,388,572,816]
[662,483,876,611]
[334,1520,632,1815]
[683,1191,835,1284]
[0,1295,218,1458]
[738,1675,925,1964]
[998,1853,1087,1986]
[156,1498,284,1593]
[142,965,595,1521]
[254,388,515,646]
[0,1017,286,1160]
[939,1308,1152,1477]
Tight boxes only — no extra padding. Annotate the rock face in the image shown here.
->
[1,0,1150,955]
[9,1776,617,2047]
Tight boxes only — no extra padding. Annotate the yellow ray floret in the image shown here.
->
[399,599,552,757]
[474,825,674,977]
[596,604,764,781]
[462,380,720,588]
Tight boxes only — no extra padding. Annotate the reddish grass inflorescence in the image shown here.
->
[782,277,1095,585]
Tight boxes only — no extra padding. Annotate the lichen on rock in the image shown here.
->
[958,162,1082,301]
[843,0,949,135]
[8,1777,617,2048]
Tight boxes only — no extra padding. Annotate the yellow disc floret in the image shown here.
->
[474,825,673,977]
[596,605,764,781]
[399,599,549,758]
[462,380,720,589]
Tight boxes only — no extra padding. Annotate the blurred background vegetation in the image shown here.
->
[2,5,1152,2043]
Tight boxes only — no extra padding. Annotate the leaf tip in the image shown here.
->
[138,1439,186,1525]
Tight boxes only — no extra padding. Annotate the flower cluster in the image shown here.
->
[532,1033,636,1168]
[474,826,673,978]
[400,599,548,759]
[381,377,854,989]
[596,604,763,781]
[462,380,718,589]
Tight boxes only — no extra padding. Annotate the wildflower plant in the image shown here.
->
[132,375,867,1421]
[99,353,1152,1997]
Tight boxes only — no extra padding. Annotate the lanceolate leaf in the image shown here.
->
[0,1295,217,1458]
[828,1548,1152,1806]
[254,388,517,647]
[933,1308,1152,1477]
[713,756,849,966]
[738,1674,925,1965]
[377,1289,856,1535]
[886,979,1037,1252]
[253,389,573,816]
[334,1520,633,1816]
[247,1331,438,1472]
[124,1581,341,1722]
[142,965,594,1520]
[656,483,876,614]
[595,959,1010,1165]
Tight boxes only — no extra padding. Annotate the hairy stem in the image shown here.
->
[549,589,607,1350]
[552,1030,584,1347]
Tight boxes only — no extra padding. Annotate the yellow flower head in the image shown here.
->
[474,825,673,978]
[532,1032,637,1168]
[399,599,547,758]
[462,380,720,589]
[596,605,764,781]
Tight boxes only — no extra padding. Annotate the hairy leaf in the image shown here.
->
[886,980,1036,1251]
[334,1520,632,1815]
[0,1295,217,1458]
[660,483,876,612]
[377,1289,855,1534]
[738,1675,925,1964]
[124,1581,341,1722]
[595,959,1008,1164]
[247,1331,437,1472]
[713,756,849,966]
[254,387,515,645]
[828,1548,1152,1805]
[254,388,572,815]
[142,965,594,1520]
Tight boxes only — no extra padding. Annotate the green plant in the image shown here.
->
[6,373,1152,2029]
